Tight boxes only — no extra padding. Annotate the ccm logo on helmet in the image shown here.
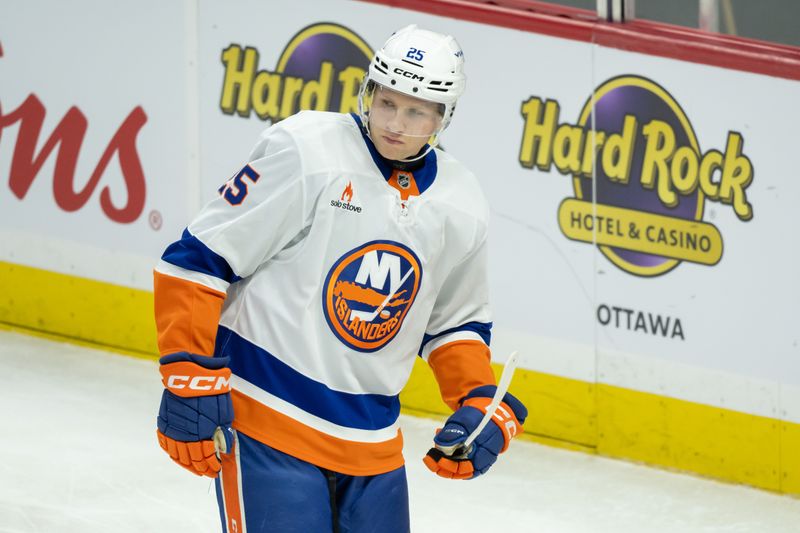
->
[393,67,424,81]
[167,375,231,392]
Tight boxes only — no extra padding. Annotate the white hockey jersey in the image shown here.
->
[154,111,496,475]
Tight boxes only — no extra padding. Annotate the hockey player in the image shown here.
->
[153,24,527,532]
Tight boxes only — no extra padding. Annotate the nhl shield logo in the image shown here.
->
[322,240,422,352]
[397,172,411,189]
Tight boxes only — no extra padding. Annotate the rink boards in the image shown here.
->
[1,0,800,494]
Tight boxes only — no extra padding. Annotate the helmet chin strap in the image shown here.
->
[396,132,441,163]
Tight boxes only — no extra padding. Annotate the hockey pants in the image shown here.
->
[215,431,410,532]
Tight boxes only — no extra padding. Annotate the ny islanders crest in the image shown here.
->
[323,240,422,352]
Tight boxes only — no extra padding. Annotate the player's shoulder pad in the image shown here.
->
[248,111,346,156]
[431,148,490,223]
[281,109,350,128]
[269,111,360,175]
[275,110,356,143]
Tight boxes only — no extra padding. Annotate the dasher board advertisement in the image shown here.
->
[0,1,192,290]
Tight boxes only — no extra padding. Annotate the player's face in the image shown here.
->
[368,86,443,161]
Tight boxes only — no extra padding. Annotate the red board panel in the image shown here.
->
[359,0,800,81]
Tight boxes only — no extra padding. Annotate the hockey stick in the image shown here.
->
[463,350,519,449]
[435,350,520,458]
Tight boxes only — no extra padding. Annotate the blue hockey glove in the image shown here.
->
[156,352,234,478]
[424,385,527,479]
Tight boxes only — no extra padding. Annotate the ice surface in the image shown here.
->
[3,329,800,532]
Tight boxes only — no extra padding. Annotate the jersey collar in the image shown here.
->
[350,113,438,195]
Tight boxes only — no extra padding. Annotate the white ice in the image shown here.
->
[3,329,800,533]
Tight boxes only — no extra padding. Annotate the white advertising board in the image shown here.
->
[2,0,798,424]
[0,0,194,289]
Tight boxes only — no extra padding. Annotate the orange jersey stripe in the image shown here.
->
[230,390,405,476]
[427,340,496,411]
[153,270,226,356]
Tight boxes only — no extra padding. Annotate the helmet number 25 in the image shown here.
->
[406,48,425,62]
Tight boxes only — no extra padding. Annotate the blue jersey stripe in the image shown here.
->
[419,321,493,355]
[214,326,401,431]
[161,228,241,283]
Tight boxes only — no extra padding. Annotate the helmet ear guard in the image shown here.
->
[359,24,466,150]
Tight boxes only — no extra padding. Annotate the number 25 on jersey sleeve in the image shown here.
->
[218,165,261,206]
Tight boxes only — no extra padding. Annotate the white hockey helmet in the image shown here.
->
[359,25,466,137]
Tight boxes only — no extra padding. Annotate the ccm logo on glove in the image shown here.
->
[160,360,232,397]
[464,398,519,449]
